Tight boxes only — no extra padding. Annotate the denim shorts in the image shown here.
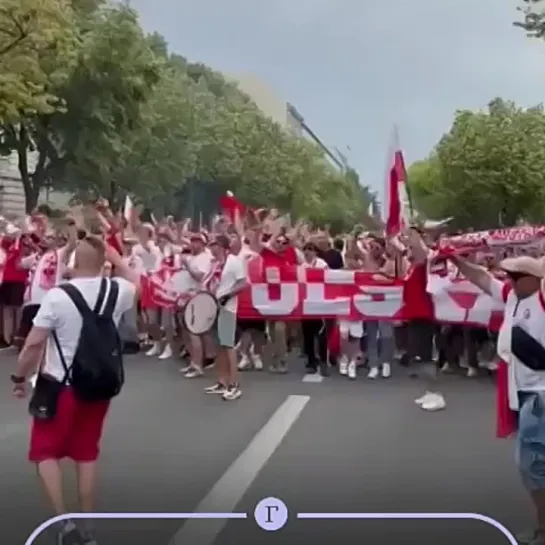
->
[214,308,237,348]
[516,391,545,490]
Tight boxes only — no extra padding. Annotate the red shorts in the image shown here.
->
[139,275,154,310]
[29,387,110,463]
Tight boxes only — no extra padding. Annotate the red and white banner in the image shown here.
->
[235,260,506,330]
[142,258,508,330]
[443,225,545,248]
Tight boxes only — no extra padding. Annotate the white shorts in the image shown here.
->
[339,320,363,339]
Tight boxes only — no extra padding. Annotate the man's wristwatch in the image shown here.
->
[10,374,25,385]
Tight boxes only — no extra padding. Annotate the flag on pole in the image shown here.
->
[384,125,412,236]
[123,195,134,223]
[220,190,245,222]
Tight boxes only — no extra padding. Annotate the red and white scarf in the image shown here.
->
[202,258,226,294]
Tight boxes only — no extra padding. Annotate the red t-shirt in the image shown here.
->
[260,245,298,267]
[1,238,27,283]
[403,263,434,320]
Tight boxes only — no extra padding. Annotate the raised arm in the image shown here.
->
[448,255,495,296]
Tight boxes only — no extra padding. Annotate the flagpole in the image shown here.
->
[395,125,414,219]
[382,125,397,223]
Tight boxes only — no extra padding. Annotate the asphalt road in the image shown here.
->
[0,348,528,545]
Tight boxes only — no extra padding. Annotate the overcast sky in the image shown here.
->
[130,0,545,200]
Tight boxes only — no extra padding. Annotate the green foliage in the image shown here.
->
[0,0,78,125]
[408,98,545,229]
[514,0,545,38]
[0,1,371,229]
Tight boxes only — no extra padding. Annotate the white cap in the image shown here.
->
[226,190,234,197]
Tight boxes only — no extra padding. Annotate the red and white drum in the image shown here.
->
[182,291,219,335]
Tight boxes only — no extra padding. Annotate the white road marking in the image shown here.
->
[302,373,324,383]
[168,394,310,545]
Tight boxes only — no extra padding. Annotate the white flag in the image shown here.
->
[123,195,134,222]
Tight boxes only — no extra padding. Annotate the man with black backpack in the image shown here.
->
[11,235,139,545]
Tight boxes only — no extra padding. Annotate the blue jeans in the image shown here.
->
[516,391,545,490]
[365,321,395,369]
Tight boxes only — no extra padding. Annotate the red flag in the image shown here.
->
[220,191,245,222]
[385,127,410,236]
[496,361,517,438]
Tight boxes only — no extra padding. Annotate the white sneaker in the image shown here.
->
[237,355,252,371]
[184,368,204,379]
[467,367,478,378]
[381,362,391,378]
[253,355,264,370]
[222,385,242,401]
[367,367,379,379]
[339,356,348,375]
[180,363,194,373]
[440,362,452,373]
[415,392,432,405]
[158,344,172,360]
[421,393,446,411]
[347,360,357,379]
[145,343,160,357]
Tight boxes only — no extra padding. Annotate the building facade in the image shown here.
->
[226,73,342,170]
[227,73,302,135]
[0,151,72,216]
[0,151,31,217]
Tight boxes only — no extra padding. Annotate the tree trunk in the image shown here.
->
[108,180,119,211]
[15,125,40,214]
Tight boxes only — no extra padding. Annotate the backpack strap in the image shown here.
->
[58,283,93,317]
[93,277,108,313]
[51,331,72,385]
[102,280,119,318]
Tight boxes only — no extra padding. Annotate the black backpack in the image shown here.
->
[53,278,125,402]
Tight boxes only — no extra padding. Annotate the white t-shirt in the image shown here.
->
[491,279,545,410]
[25,249,67,306]
[301,257,328,269]
[216,254,247,313]
[170,249,213,295]
[238,245,257,273]
[131,243,162,272]
[34,276,136,382]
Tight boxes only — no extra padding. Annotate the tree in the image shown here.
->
[0,0,78,124]
[2,2,372,228]
[408,98,545,229]
[1,4,160,211]
[514,0,545,37]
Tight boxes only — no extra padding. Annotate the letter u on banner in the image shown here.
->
[251,284,299,316]
[353,285,404,318]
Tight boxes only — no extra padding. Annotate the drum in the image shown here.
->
[183,291,219,335]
